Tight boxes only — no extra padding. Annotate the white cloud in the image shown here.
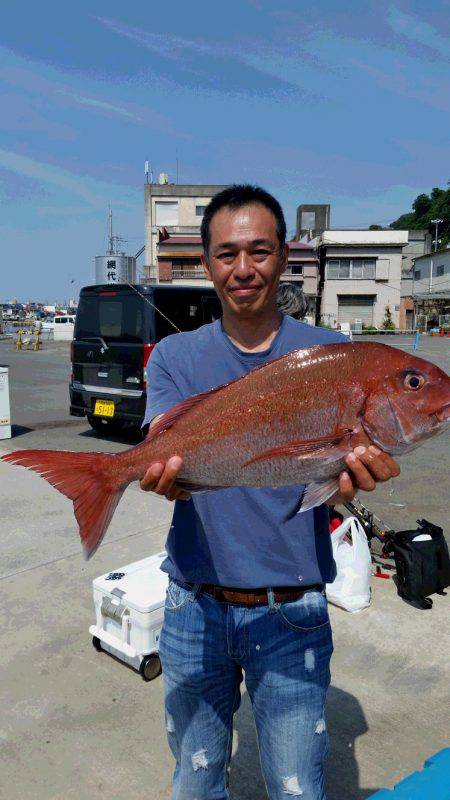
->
[0,148,140,210]
[387,6,450,60]
[55,89,140,120]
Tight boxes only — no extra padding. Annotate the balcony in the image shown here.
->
[172,268,208,280]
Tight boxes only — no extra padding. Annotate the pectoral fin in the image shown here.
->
[242,429,352,468]
[298,478,341,512]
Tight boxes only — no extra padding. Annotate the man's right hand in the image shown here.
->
[140,456,192,502]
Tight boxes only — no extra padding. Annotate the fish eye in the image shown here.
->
[404,373,425,391]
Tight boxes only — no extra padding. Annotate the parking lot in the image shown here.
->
[0,334,449,799]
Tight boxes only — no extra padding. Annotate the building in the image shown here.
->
[282,241,319,318]
[399,230,432,329]
[318,229,408,329]
[409,249,450,328]
[143,180,228,282]
[157,233,209,285]
[296,204,330,240]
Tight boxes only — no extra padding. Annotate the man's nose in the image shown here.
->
[234,251,255,279]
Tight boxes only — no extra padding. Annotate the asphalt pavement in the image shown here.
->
[0,334,449,800]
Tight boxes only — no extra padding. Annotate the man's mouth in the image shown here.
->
[229,286,261,297]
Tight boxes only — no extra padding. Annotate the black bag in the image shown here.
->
[389,519,450,609]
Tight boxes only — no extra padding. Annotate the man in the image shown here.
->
[140,185,399,800]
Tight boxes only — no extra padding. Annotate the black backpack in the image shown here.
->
[388,519,450,609]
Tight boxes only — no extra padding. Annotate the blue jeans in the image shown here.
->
[159,579,333,800]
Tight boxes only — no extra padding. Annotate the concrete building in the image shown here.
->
[399,230,432,329]
[282,241,319,318]
[318,229,408,329]
[409,249,450,328]
[143,181,228,282]
[157,234,210,286]
[296,204,330,240]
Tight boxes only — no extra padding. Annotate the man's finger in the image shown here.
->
[353,446,394,483]
[152,456,183,496]
[140,462,164,491]
[337,470,358,501]
[344,451,376,491]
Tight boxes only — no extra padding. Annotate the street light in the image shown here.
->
[431,218,443,252]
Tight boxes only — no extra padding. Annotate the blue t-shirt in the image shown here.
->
[143,315,345,589]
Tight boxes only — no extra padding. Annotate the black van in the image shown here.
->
[70,284,222,433]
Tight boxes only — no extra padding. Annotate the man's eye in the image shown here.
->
[218,252,234,259]
[253,249,269,256]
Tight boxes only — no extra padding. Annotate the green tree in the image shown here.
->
[390,184,450,250]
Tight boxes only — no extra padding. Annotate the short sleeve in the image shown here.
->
[142,343,184,430]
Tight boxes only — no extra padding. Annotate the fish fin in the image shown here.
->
[298,478,340,512]
[1,449,126,559]
[242,429,352,468]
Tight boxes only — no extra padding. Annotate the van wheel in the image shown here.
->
[87,416,122,434]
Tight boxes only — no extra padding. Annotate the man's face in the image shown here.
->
[201,203,288,318]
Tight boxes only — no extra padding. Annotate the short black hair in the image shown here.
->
[201,184,287,255]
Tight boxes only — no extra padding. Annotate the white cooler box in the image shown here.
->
[89,551,168,681]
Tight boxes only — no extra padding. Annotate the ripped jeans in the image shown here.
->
[159,578,333,800]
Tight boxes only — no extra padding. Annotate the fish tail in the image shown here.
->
[1,449,127,559]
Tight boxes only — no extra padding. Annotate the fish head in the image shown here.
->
[361,347,450,455]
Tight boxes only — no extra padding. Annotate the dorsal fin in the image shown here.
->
[145,381,230,441]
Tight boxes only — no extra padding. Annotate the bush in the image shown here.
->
[381,305,396,330]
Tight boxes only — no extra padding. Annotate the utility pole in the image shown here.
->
[108,204,114,255]
[431,218,443,252]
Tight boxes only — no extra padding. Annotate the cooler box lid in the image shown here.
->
[93,551,168,613]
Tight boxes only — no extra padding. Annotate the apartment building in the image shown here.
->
[143,180,228,282]
[319,230,408,329]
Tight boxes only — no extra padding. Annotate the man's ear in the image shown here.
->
[201,252,212,281]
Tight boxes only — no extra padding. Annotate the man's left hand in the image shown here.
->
[328,445,401,506]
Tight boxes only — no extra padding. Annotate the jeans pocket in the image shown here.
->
[165,577,195,612]
[278,589,330,633]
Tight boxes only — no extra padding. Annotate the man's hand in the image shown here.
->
[140,455,192,502]
[328,445,401,506]
[140,414,191,502]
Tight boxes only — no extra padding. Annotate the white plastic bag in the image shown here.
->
[326,517,372,612]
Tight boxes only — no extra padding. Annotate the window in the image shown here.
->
[414,269,421,280]
[75,295,144,342]
[301,211,316,229]
[291,264,303,275]
[195,205,207,217]
[437,265,445,277]
[155,201,179,226]
[327,259,376,279]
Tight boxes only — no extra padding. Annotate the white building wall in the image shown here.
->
[321,238,404,328]
[412,250,450,296]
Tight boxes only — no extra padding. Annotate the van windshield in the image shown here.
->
[75,294,144,343]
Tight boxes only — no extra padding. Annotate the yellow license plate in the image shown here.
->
[94,399,115,418]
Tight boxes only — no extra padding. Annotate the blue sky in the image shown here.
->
[1,0,449,302]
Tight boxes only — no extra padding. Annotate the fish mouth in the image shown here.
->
[436,402,450,423]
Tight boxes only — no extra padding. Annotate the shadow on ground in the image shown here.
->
[229,685,378,799]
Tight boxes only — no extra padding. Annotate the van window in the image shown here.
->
[152,289,220,340]
[75,295,144,342]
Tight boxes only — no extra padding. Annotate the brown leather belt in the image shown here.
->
[200,583,324,606]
